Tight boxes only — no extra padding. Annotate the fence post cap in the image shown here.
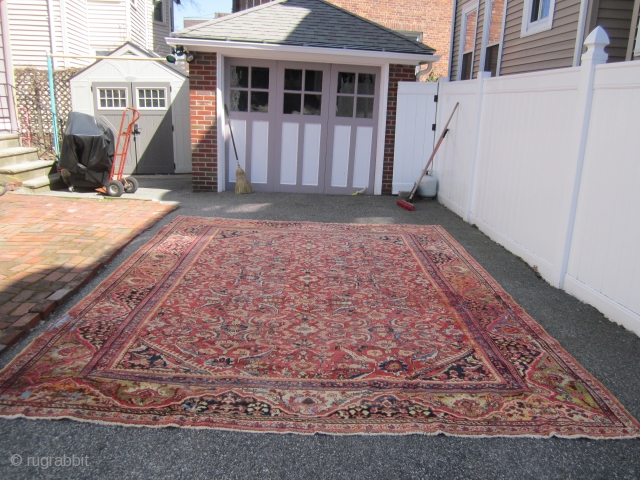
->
[582,26,609,63]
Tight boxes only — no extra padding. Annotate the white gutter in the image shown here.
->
[166,37,441,67]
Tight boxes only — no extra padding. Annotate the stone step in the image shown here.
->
[0,159,55,182]
[22,173,64,192]
[0,133,20,149]
[0,146,39,167]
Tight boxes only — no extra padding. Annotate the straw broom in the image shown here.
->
[224,105,252,194]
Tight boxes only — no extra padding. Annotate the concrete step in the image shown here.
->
[22,173,63,192]
[0,159,55,182]
[0,133,20,149]
[0,146,39,167]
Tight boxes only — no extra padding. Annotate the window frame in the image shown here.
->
[153,0,164,24]
[136,87,168,110]
[229,65,271,114]
[457,1,479,81]
[480,0,507,77]
[520,0,555,37]
[97,88,128,109]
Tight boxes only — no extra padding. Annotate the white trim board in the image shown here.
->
[563,275,640,337]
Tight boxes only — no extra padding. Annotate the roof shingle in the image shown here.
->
[173,0,436,55]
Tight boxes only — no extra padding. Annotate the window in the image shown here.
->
[283,69,323,116]
[229,66,270,113]
[521,0,555,36]
[483,0,504,77]
[99,89,127,108]
[137,88,167,108]
[459,5,477,81]
[153,0,163,23]
[335,72,375,118]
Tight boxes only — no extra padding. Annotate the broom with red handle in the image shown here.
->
[397,102,459,211]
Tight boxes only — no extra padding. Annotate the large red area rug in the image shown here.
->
[1,217,638,438]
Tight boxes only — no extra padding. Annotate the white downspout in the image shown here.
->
[47,0,58,68]
[573,0,591,66]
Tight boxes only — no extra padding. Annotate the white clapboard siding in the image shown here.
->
[151,0,171,55]
[87,0,127,53]
[129,0,148,51]
[433,79,480,218]
[565,60,640,334]
[63,0,92,67]
[7,0,53,67]
[392,82,437,194]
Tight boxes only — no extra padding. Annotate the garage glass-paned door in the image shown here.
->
[225,58,379,194]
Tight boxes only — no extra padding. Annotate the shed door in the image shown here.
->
[273,62,330,193]
[324,66,379,194]
[93,82,174,175]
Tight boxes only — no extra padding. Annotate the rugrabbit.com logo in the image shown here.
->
[9,453,89,469]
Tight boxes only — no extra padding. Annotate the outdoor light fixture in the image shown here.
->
[166,53,177,63]
[185,52,195,63]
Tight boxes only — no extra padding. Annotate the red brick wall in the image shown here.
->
[383,64,416,194]
[233,0,454,77]
[189,53,218,192]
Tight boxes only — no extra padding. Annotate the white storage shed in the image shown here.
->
[70,43,191,174]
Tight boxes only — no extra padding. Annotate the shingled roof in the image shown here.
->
[172,0,436,55]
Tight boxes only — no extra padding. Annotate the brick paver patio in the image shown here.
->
[0,194,176,352]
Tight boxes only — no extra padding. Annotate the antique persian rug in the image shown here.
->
[1,217,638,438]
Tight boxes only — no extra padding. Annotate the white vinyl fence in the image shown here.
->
[432,27,640,336]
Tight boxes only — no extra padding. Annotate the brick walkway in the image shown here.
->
[0,194,176,353]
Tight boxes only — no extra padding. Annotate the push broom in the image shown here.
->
[224,104,252,194]
[397,102,459,211]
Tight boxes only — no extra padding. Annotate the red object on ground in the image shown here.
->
[1,217,638,438]
[396,199,415,211]
[110,107,141,184]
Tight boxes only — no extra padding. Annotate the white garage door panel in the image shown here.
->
[331,125,351,187]
[251,121,269,184]
[229,119,247,183]
[302,123,322,186]
[352,126,373,189]
[280,122,299,185]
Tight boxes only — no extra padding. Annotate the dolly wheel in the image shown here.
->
[106,180,124,198]
[124,176,139,194]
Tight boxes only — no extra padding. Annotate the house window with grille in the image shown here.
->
[99,89,127,108]
[459,5,477,81]
[283,69,323,116]
[335,72,376,118]
[153,0,164,23]
[137,88,167,108]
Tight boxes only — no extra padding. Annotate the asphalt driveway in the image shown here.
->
[1,175,638,479]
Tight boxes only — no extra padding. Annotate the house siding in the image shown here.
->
[152,0,171,55]
[189,52,218,192]
[6,0,54,67]
[450,0,468,79]
[87,0,127,54]
[64,0,92,67]
[130,0,148,51]
[499,0,582,75]
[592,0,635,62]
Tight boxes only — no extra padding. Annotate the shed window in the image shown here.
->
[459,6,477,81]
[99,89,127,109]
[520,0,555,36]
[336,72,375,118]
[230,66,270,113]
[137,88,167,109]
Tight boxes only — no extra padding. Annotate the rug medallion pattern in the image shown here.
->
[1,217,638,437]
